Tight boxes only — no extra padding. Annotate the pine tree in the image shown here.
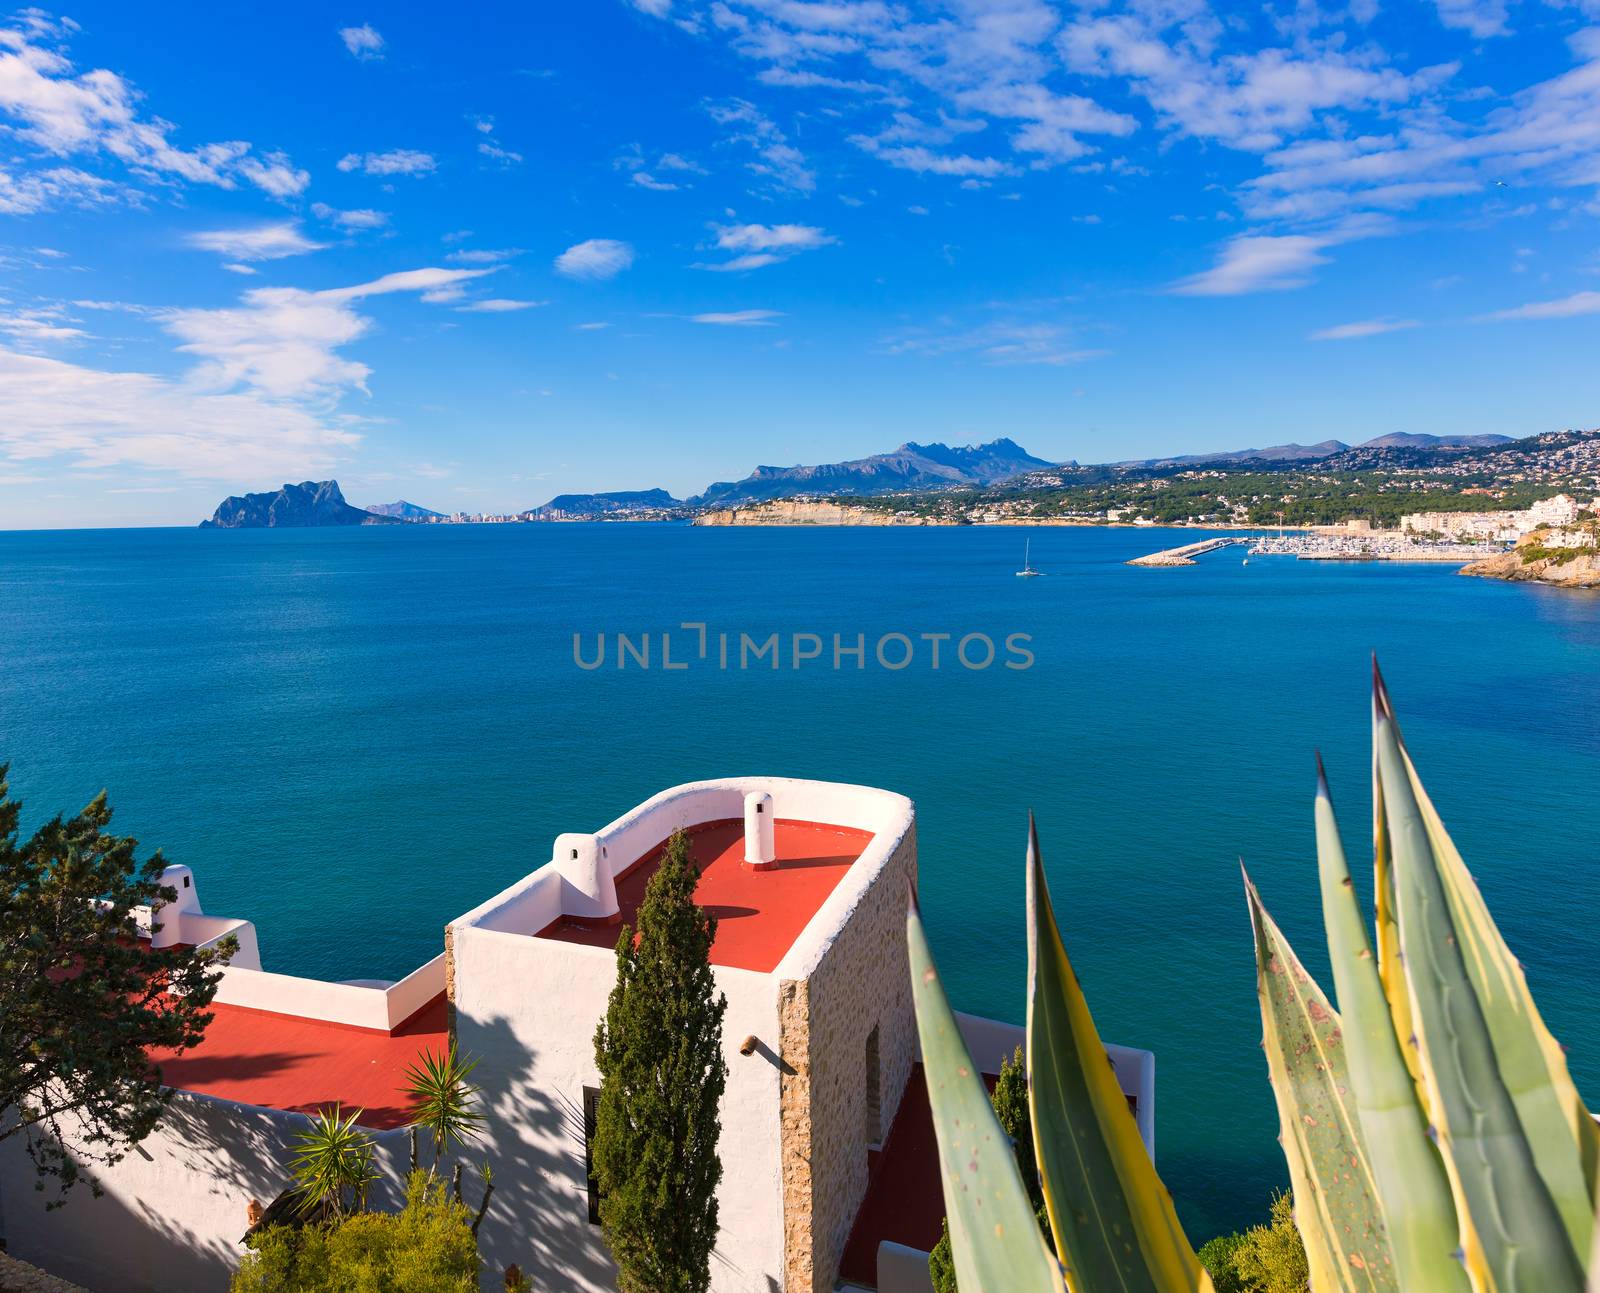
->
[592,830,728,1293]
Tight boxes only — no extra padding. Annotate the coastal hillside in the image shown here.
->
[1460,527,1600,588]
[364,500,445,520]
[694,500,956,526]
[201,481,399,529]
[531,489,682,516]
[692,438,1051,507]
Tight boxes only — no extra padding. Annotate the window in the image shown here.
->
[865,1025,881,1146]
[583,1086,603,1224]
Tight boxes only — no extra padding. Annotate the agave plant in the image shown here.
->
[289,1103,378,1219]
[909,666,1598,1292]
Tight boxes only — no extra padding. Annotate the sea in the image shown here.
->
[1,521,1596,1242]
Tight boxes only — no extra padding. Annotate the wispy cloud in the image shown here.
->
[1479,290,1600,321]
[885,319,1107,366]
[691,309,783,326]
[0,15,308,205]
[161,267,494,400]
[186,222,328,261]
[454,298,546,313]
[337,149,437,177]
[697,223,834,271]
[311,203,389,231]
[1170,234,1334,296]
[707,99,814,194]
[339,23,385,60]
[1309,317,1420,341]
[554,239,635,281]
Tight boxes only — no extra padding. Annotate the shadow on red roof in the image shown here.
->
[152,994,448,1129]
[537,818,872,973]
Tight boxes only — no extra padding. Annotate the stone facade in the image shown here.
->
[778,825,918,1293]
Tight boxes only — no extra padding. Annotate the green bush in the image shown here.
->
[232,1172,479,1293]
[1198,1193,1309,1293]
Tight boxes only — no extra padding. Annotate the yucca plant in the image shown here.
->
[402,1043,487,1171]
[909,666,1598,1292]
[289,1104,378,1220]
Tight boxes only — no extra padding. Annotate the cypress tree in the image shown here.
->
[592,829,728,1293]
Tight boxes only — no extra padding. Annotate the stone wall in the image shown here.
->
[779,824,918,1293]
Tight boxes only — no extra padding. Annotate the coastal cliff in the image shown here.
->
[694,500,955,526]
[1460,529,1600,588]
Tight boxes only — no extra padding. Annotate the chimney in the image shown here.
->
[553,833,619,924]
[744,792,776,870]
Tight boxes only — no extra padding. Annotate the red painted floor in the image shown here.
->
[152,994,449,1129]
[538,818,872,973]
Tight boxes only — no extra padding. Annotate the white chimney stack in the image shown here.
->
[150,864,202,948]
[553,833,619,924]
[744,791,776,869]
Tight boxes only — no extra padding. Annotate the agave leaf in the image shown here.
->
[1314,759,1470,1293]
[907,890,1064,1293]
[1375,668,1598,1259]
[1026,821,1211,1293]
[1244,869,1394,1293]
[1375,700,1585,1292]
[1371,737,1423,1094]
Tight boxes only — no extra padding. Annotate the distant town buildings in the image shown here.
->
[1400,493,1595,542]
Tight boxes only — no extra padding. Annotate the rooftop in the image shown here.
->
[152,994,448,1129]
[536,817,872,973]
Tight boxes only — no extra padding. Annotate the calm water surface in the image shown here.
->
[2,523,1596,1240]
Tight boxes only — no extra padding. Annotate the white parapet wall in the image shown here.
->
[0,1092,411,1293]
[208,954,446,1032]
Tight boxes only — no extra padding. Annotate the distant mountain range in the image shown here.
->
[365,500,445,520]
[692,438,1052,506]
[197,432,1533,526]
[201,481,399,528]
[1119,432,1512,470]
[532,489,681,515]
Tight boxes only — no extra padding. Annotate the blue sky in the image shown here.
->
[1,1,1598,527]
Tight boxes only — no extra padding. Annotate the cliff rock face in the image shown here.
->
[1460,531,1600,588]
[531,489,681,515]
[694,500,953,526]
[201,481,399,528]
[364,500,444,519]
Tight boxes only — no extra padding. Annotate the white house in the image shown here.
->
[0,777,1155,1293]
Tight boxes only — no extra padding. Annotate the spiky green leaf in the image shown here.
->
[1245,871,1395,1293]
[908,890,1064,1293]
[1027,822,1211,1293]
[1375,669,1597,1262]
[1313,760,1469,1293]
[1375,697,1585,1292]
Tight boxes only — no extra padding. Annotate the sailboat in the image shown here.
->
[1015,537,1041,577]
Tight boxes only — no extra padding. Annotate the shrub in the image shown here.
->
[232,1171,479,1293]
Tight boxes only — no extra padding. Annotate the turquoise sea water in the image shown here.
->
[1,522,1597,1241]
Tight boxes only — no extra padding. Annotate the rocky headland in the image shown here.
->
[1460,528,1600,589]
[693,500,956,526]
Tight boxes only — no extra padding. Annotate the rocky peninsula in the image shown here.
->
[1460,528,1600,589]
[694,500,956,526]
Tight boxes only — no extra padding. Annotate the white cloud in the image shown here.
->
[851,139,1013,177]
[1479,290,1600,320]
[554,239,636,280]
[479,141,523,165]
[0,306,85,348]
[0,164,122,214]
[0,19,307,203]
[1309,317,1420,340]
[311,203,389,230]
[446,248,523,264]
[454,298,547,312]
[1171,233,1333,296]
[885,319,1107,366]
[632,171,680,191]
[0,346,358,479]
[222,263,257,276]
[160,267,494,401]
[629,0,673,15]
[691,309,783,325]
[337,149,436,177]
[1430,0,1508,38]
[186,222,328,262]
[339,24,385,60]
[697,222,835,271]
[707,99,815,194]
